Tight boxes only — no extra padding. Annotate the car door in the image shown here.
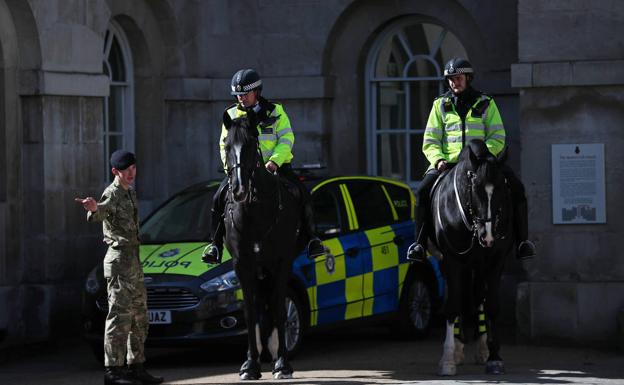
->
[343,178,404,317]
[300,180,365,326]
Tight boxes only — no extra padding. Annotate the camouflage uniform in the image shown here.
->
[88,177,148,367]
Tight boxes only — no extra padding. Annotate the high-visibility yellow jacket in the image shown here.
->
[422,91,505,170]
[219,98,294,170]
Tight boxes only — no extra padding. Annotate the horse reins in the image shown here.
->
[435,165,502,254]
[226,139,284,250]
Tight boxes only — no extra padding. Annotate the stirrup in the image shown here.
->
[307,238,326,259]
[201,244,221,264]
[406,242,426,262]
[517,240,536,260]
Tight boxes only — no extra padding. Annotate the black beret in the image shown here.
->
[110,150,136,170]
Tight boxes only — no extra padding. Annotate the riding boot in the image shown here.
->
[203,210,224,264]
[303,201,326,259]
[127,363,163,384]
[514,200,536,260]
[407,205,428,262]
[203,182,228,264]
[104,366,140,385]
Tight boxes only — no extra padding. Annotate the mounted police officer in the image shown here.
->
[202,68,325,263]
[407,58,536,262]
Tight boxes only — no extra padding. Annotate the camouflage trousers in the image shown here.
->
[103,245,148,367]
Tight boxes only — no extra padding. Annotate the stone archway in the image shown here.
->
[106,0,178,211]
[321,0,486,175]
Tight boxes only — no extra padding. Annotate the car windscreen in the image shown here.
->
[140,189,213,243]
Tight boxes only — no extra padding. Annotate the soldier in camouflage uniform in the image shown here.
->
[76,150,163,385]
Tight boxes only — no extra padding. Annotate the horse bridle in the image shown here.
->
[458,169,503,239]
[435,165,504,254]
[225,138,284,250]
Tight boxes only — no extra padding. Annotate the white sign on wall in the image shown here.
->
[551,144,606,224]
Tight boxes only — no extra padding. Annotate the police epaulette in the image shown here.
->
[225,103,238,112]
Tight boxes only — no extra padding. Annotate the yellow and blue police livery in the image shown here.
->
[82,176,443,361]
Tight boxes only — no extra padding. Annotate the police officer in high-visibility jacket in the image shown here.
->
[407,58,536,262]
[202,68,326,263]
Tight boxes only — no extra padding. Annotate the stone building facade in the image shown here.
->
[0,0,620,348]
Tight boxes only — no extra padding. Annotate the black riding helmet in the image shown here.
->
[231,68,263,96]
[444,58,474,82]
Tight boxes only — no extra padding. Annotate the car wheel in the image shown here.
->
[398,275,433,339]
[284,288,306,357]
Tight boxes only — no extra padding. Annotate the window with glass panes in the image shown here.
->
[103,22,134,183]
[365,18,469,188]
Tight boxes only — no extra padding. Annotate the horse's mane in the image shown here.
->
[460,139,501,182]
[225,116,257,148]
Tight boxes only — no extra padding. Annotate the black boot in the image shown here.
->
[407,205,428,262]
[202,184,227,264]
[514,200,536,260]
[104,366,140,385]
[202,214,224,264]
[127,363,163,384]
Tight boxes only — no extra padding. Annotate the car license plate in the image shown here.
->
[148,310,171,324]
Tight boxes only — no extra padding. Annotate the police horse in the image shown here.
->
[222,115,304,380]
[431,139,514,375]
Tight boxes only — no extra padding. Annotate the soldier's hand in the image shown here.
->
[265,161,278,174]
[75,197,97,212]
[436,160,448,172]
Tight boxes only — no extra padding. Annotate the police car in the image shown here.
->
[82,175,443,359]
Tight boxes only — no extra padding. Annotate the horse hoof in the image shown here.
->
[485,360,505,375]
[273,371,293,379]
[272,357,293,380]
[240,372,260,381]
[438,362,457,376]
[239,359,262,380]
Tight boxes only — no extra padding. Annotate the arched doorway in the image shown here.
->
[365,17,469,187]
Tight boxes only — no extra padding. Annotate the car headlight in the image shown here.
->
[200,270,240,293]
[85,267,100,294]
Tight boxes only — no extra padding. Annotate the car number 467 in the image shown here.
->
[148,310,172,324]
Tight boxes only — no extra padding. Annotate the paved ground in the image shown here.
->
[0,326,622,384]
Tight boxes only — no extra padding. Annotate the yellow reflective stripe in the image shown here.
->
[398,262,409,297]
[363,272,373,317]
[345,302,363,320]
[312,176,411,193]
[362,272,374,298]
[365,226,398,271]
[307,286,317,311]
[235,289,243,301]
[338,185,354,230]
[339,184,358,230]
[345,276,362,303]
[479,325,487,333]
[479,313,485,321]
[363,298,374,317]
[314,238,345,285]
[380,185,398,221]
[454,327,460,335]
[310,311,318,327]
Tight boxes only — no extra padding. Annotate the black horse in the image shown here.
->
[430,139,513,375]
[222,115,303,380]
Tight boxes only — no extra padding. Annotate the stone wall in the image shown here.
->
[513,0,624,345]
[0,0,525,345]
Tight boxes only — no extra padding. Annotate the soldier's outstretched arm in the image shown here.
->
[75,197,97,212]
[76,193,115,222]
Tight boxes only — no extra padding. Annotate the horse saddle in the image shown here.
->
[430,168,452,201]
